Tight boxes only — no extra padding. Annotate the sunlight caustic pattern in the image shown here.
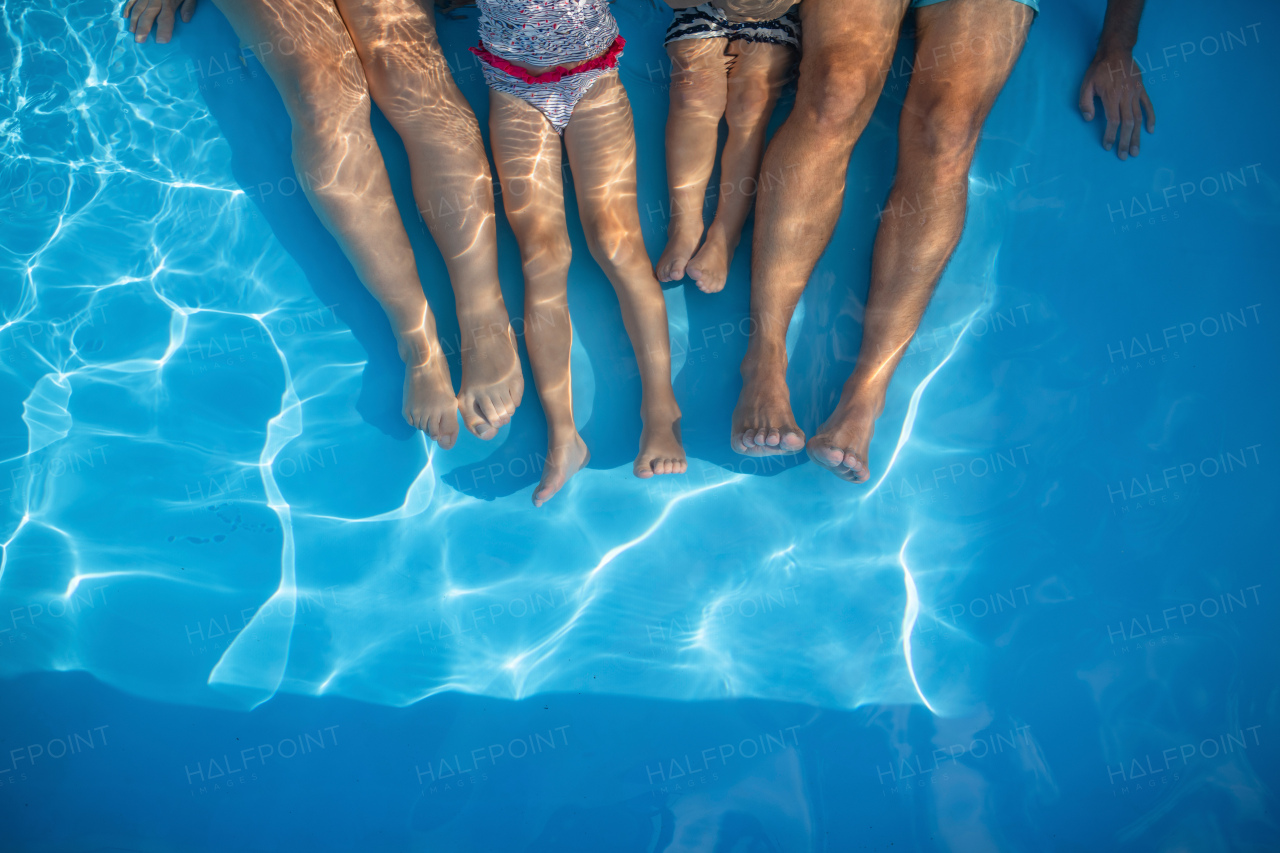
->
[0,1,1029,717]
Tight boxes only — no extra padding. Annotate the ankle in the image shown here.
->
[547,429,583,453]
[840,377,887,416]
[740,343,787,380]
[705,221,742,251]
[640,393,681,422]
[395,330,441,368]
[666,208,706,238]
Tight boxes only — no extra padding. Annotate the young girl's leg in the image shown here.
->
[563,74,687,479]
[656,37,730,284]
[685,39,794,294]
[488,91,590,506]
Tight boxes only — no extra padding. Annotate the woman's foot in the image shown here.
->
[805,385,884,483]
[656,215,705,283]
[634,402,687,478]
[685,223,737,294]
[397,331,460,449]
[456,311,525,440]
[533,433,590,507]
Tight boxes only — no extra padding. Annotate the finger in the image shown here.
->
[136,1,163,42]
[1117,94,1135,160]
[128,0,148,36]
[1139,89,1156,132]
[180,0,196,23]
[156,3,177,43]
[123,0,138,18]
[1078,79,1096,121]
[1101,93,1119,151]
[1128,94,1141,157]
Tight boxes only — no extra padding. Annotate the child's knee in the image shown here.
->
[725,79,777,128]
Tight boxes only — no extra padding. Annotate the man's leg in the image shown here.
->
[337,0,524,440]
[214,0,460,447]
[731,0,908,456]
[807,0,1033,482]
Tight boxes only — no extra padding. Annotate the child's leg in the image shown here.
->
[563,73,687,479]
[686,39,794,294]
[488,90,590,506]
[656,37,731,284]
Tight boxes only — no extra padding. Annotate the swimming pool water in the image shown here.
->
[1,0,1277,849]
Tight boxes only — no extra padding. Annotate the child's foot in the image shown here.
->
[397,332,460,449]
[533,433,590,507]
[634,403,687,478]
[685,223,736,294]
[457,311,525,440]
[656,217,704,283]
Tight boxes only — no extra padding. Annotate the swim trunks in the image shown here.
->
[664,2,802,50]
[911,0,1039,14]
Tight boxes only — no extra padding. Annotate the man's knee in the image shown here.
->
[903,96,985,168]
[796,52,881,134]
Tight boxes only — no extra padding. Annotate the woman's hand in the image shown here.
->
[123,0,196,44]
[710,0,797,24]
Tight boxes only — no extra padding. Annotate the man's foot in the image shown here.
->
[533,433,590,507]
[685,224,736,294]
[457,313,525,440]
[398,333,460,449]
[731,362,804,455]
[656,216,704,283]
[634,403,687,478]
[805,390,882,483]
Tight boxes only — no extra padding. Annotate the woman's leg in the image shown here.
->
[213,0,459,447]
[685,38,793,294]
[487,90,589,507]
[655,37,730,284]
[336,0,523,440]
[563,74,687,479]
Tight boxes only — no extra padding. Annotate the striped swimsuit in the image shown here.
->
[470,0,624,133]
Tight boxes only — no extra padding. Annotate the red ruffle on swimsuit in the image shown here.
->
[469,35,625,85]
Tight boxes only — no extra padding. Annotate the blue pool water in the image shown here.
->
[1,0,1277,849]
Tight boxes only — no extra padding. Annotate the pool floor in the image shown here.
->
[1,0,1277,850]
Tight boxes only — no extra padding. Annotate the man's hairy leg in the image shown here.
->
[732,0,907,456]
[807,0,1032,482]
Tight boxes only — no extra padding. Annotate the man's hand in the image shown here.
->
[1079,50,1155,160]
[1079,0,1153,161]
[124,0,196,44]
[710,0,797,24]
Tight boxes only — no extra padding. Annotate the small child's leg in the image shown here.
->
[489,90,590,506]
[686,38,794,294]
[656,37,731,284]
[563,73,687,479]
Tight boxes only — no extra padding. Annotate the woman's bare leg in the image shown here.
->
[656,37,729,284]
[563,73,686,479]
[685,38,793,294]
[488,91,589,507]
[213,0,458,446]
[337,0,523,440]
